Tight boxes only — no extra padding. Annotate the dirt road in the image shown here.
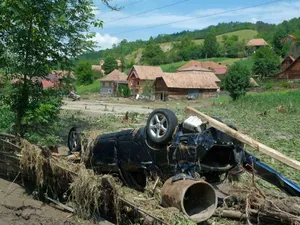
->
[0,178,113,225]
[62,100,153,116]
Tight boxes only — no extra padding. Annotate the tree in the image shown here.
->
[272,28,287,56]
[203,32,219,58]
[141,44,166,65]
[120,57,126,72]
[252,47,280,78]
[0,0,111,138]
[224,62,251,100]
[103,56,118,75]
[176,36,203,61]
[75,61,94,85]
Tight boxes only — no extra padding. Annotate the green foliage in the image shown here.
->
[119,57,126,72]
[123,85,131,97]
[224,61,251,100]
[76,80,100,94]
[142,80,153,98]
[75,61,94,85]
[252,47,280,78]
[117,84,131,97]
[203,31,219,58]
[92,70,104,80]
[272,28,288,56]
[0,105,14,132]
[141,44,166,65]
[0,0,112,138]
[175,36,203,61]
[221,35,246,58]
[103,56,118,75]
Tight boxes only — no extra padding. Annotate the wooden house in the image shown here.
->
[154,71,220,101]
[275,56,300,80]
[100,69,128,95]
[281,56,295,71]
[127,65,164,95]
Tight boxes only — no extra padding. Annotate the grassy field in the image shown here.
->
[76,80,100,94]
[199,90,300,186]
[159,29,258,50]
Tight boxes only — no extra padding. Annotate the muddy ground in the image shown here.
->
[61,99,153,116]
[0,178,113,225]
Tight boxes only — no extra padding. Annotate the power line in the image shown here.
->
[98,0,145,16]
[105,0,190,24]
[110,0,283,35]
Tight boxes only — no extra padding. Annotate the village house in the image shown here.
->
[177,60,227,75]
[245,38,269,55]
[280,34,297,45]
[246,38,269,49]
[281,55,295,71]
[100,69,128,95]
[275,56,300,80]
[127,65,164,95]
[3,70,74,89]
[154,71,220,101]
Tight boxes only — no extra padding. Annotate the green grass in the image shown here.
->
[200,90,300,186]
[193,29,258,45]
[76,80,100,94]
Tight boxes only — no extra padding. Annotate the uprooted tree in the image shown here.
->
[0,0,116,143]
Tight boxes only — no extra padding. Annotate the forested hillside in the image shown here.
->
[78,18,300,68]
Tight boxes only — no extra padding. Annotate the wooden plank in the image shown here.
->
[184,106,300,171]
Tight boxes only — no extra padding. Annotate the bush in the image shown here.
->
[224,61,251,100]
[92,70,104,80]
[252,47,280,78]
[118,85,131,97]
[75,61,94,85]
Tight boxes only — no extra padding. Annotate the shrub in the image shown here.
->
[224,61,251,100]
[75,61,94,85]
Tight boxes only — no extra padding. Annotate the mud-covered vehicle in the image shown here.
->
[68,109,300,196]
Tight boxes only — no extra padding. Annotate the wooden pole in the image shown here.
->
[184,106,300,171]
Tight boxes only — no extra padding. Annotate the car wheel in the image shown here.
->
[68,127,82,153]
[146,109,178,145]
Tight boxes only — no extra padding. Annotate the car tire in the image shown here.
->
[67,127,82,153]
[146,109,178,145]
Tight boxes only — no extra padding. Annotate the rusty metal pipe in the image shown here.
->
[161,177,217,223]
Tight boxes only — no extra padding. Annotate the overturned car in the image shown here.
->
[68,108,300,222]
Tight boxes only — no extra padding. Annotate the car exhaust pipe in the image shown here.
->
[161,177,217,223]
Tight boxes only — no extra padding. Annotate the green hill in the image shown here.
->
[159,29,258,52]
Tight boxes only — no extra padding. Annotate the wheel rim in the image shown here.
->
[149,113,168,139]
[69,131,78,151]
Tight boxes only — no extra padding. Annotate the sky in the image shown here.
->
[92,0,300,49]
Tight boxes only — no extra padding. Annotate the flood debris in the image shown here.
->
[0,107,300,224]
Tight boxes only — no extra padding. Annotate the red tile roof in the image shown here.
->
[177,60,227,74]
